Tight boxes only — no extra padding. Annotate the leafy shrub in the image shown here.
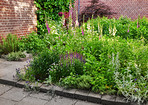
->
[0,34,20,55]
[6,51,26,61]
[19,32,46,54]
[49,52,85,83]
[61,74,93,90]
[25,48,60,81]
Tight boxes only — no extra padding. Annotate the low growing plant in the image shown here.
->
[6,51,26,61]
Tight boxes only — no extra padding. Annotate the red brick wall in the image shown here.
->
[74,0,148,22]
[0,0,37,40]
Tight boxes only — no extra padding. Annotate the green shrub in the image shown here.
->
[49,56,85,83]
[61,74,93,90]
[0,34,20,55]
[25,48,60,81]
[19,32,46,54]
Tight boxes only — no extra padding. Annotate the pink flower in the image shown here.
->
[82,28,84,35]
[127,29,129,32]
[64,12,69,19]
[137,21,140,28]
[58,12,63,17]
[46,22,51,33]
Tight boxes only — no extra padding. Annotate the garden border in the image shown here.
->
[0,78,146,105]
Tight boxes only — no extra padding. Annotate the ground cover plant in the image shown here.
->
[16,11,148,105]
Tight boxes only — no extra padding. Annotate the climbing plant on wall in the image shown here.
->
[34,0,75,37]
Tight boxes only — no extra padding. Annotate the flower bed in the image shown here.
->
[15,16,148,104]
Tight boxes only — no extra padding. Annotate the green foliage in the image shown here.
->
[88,16,148,41]
[19,32,46,54]
[34,0,75,36]
[6,51,26,61]
[112,52,148,104]
[61,74,93,90]
[0,34,20,55]
[20,16,148,103]
[49,56,85,83]
[25,48,60,81]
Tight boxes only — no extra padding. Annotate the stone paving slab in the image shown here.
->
[115,96,130,105]
[45,96,77,105]
[0,58,28,82]
[29,92,52,101]
[0,97,18,105]
[101,95,116,105]
[0,84,12,95]
[0,87,29,102]
[87,92,102,104]
[75,100,100,105]
[15,96,48,105]
[74,90,90,101]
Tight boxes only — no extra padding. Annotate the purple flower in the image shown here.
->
[58,12,63,17]
[137,21,140,28]
[82,28,84,36]
[135,78,137,81]
[127,29,129,32]
[26,81,29,84]
[46,22,51,33]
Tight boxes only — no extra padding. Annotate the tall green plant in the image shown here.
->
[0,34,20,55]
[34,0,75,37]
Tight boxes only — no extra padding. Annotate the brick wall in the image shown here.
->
[0,0,37,40]
[74,0,148,22]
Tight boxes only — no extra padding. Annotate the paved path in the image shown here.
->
[0,58,28,81]
[0,84,101,105]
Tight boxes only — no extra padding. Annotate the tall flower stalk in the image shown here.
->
[45,21,51,34]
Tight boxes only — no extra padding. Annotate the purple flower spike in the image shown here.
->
[82,28,84,36]
[46,22,51,34]
[135,78,137,81]
[137,21,140,28]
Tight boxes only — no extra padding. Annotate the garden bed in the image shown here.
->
[0,16,147,105]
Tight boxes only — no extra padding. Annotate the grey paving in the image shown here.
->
[0,84,12,95]
[15,96,48,105]
[29,92,52,101]
[0,84,103,105]
[75,100,100,105]
[0,98,17,105]
[44,96,77,105]
[0,87,29,101]
[0,58,28,81]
